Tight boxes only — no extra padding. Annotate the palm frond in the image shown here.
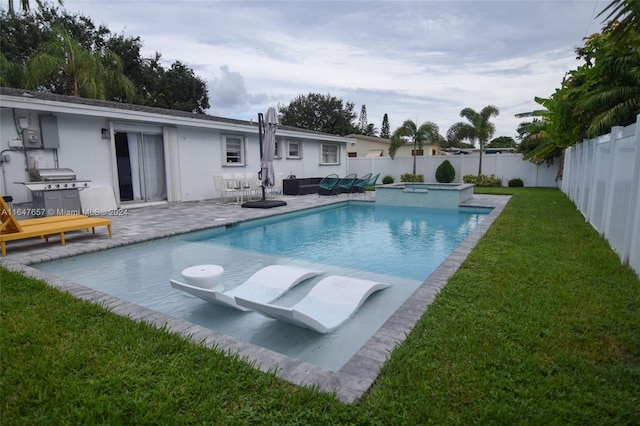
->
[597,0,640,36]
[586,98,640,136]
[514,110,549,118]
[522,139,562,164]
[447,122,476,145]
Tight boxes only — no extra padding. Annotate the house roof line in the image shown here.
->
[346,134,391,144]
[346,133,440,147]
[0,87,352,143]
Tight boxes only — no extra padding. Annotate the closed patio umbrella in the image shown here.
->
[261,106,278,189]
[242,107,287,208]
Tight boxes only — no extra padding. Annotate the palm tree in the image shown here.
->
[25,26,134,100]
[447,105,499,177]
[0,52,23,87]
[389,120,442,175]
[578,30,640,137]
[7,0,64,15]
[515,106,556,164]
[597,0,640,40]
[363,123,378,136]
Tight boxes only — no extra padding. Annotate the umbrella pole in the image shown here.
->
[241,109,286,209]
[258,112,266,201]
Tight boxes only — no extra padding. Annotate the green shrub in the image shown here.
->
[435,160,456,183]
[382,175,394,184]
[508,178,524,187]
[463,174,503,187]
[400,173,424,182]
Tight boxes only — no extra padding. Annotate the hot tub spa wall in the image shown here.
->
[375,183,474,208]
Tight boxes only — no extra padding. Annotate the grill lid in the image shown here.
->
[29,168,76,182]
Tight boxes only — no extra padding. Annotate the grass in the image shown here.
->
[2,188,639,424]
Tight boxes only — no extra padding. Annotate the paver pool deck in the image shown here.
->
[1,192,509,403]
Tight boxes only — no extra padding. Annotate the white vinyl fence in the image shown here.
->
[348,153,559,187]
[561,115,640,276]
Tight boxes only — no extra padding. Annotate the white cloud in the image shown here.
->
[63,0,601,139]
[209,65,272,117]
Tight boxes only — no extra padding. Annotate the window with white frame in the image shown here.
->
[223,135,245,165]
[274,140,281,158]
[287,140,301,158]
[321,143,339,164]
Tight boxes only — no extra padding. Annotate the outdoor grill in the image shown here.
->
[22,168,90,216]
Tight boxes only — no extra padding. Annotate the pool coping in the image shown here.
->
[1,193,509,403]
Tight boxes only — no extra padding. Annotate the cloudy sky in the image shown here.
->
[60,0,605,140]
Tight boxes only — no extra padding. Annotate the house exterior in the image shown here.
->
[0,87,352,207]
[346,134,443,158]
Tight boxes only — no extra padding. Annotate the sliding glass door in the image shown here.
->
[115,132,166,202]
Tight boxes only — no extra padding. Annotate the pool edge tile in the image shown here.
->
[5,194,510,403]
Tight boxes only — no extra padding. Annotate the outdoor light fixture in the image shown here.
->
[101,128,110,139]
[17,117,29,130]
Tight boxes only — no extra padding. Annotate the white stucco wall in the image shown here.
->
[55,114,114,187]
[0,109,116,204]
[174,126,223,202]
[1,107,31,203]
[1,94,351,206]
[173,129,347,202]
[274,140,346,179]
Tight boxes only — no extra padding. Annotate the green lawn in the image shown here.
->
[2,188,639,424]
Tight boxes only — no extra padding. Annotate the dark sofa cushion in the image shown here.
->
[283,178,322,195]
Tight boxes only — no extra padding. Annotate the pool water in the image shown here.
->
[35,203,489,371]
[189,203,486,280]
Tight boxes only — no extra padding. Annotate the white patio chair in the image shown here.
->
[245,172,261,200]
[213,174,237,203]
[222,173,243,203]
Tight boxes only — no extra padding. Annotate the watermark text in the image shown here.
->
[2,208,128,217]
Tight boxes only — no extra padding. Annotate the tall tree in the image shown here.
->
[380,113,390,138]
[0,7,210,112]
[0,8,45,67]
[487,136,516,149]
[390,120,441,175]
[447,105,500,177]
[516,14,639,164]
[575,26,640,137]
[102,33,145,102]
[517,0,639,161]
[25,26,134,99]
[358,104,368,134]
[6,0,64,15]
[0,53,22,87]
[155,61,209,113]
[278,93,358,135]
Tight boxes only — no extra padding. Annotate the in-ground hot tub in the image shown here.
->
[375,182,475,208]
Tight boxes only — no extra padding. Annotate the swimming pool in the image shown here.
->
[35,202,489,371]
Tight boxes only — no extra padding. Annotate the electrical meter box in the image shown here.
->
[22,129,43,148]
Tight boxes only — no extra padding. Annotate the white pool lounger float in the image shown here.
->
[170,265,322,311]
[235,275,389,333]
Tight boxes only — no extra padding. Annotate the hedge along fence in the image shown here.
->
[347,153,559,188]
[562,114,640,277]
